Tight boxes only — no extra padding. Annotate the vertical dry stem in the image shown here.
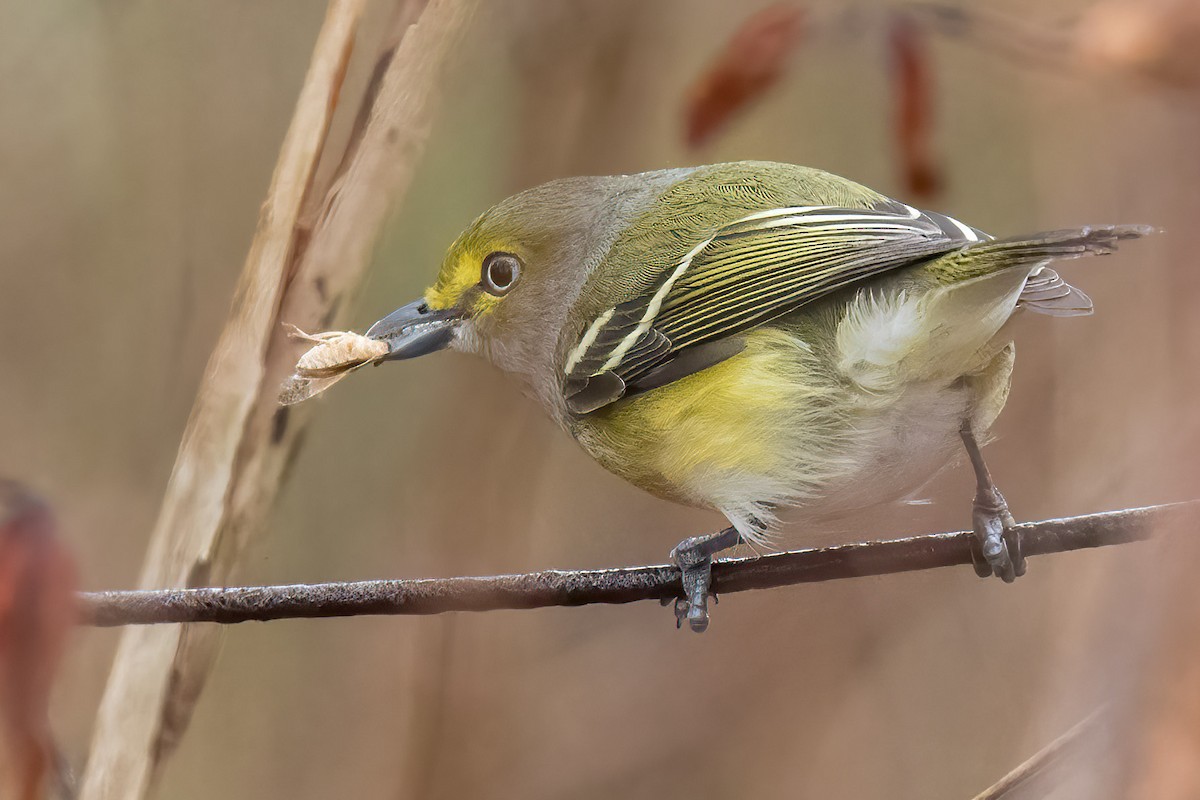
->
[77,0,476,796]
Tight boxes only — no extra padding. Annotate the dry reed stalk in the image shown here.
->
[77,0,476,796]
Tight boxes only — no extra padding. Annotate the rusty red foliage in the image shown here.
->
[890,14,944,200]
[683,3,807,149]
[0,481,77,800]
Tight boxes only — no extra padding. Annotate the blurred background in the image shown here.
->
[2,0,1198,797]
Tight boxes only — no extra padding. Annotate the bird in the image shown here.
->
[315,161,1150,632]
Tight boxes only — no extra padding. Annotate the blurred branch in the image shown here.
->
[903,2,1076,73]
[77,1,475,798]
[972,708,1107,800]
[906,0,1200,88]
[79,503,1195,627]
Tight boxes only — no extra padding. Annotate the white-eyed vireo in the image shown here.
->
[292,161,1149,632]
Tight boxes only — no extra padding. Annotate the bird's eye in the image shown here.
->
[481,252,521,296]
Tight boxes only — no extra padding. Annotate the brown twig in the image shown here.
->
[971,708,1107,800]
[77,503,1193,627]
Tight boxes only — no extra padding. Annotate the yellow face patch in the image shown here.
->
[424,235,520,318]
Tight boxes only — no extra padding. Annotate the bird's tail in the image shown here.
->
[931,224,1154,317]
[1017,265,1093,317]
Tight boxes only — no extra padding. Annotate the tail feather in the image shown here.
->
[1019,266,1093,317]
[931,223,1153,317]
[978,224,1152,264]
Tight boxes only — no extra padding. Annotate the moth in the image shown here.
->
[278,325,389,405]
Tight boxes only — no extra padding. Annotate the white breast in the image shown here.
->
[804,379,970,520]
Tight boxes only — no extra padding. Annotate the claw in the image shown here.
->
[971,489,1022,581]
[668,527,742,633]
[1008,527,1027,577]
[969,540,993,578]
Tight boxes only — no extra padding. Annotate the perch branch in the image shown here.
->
[79,503,1194,627]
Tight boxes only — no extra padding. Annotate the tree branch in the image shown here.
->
[78,502,1194,627]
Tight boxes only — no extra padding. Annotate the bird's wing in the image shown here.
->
[562,202,987,415]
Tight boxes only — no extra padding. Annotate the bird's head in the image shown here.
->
[365,173,675,416]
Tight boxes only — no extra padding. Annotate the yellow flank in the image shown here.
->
[577,327,826,505]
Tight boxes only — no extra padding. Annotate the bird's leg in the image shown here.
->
[669,526,743,633]
[959,420,1025,582]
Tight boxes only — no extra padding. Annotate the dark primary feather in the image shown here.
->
[930,224,1153,317]
[928,224,1151,281]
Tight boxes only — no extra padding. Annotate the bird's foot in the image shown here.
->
[669,527,741,633]
[969,485,1026,583]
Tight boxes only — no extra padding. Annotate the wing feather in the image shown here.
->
[562,203,983,415]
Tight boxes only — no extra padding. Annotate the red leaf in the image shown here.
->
[684,4,806,149]
[0,481,77,800]
[890,14,944,200]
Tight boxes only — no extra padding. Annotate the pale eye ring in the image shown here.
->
[481,252,521,296]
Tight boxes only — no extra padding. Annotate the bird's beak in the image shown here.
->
[365,299,460,361]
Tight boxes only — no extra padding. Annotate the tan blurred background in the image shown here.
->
[2,1,1198,798]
